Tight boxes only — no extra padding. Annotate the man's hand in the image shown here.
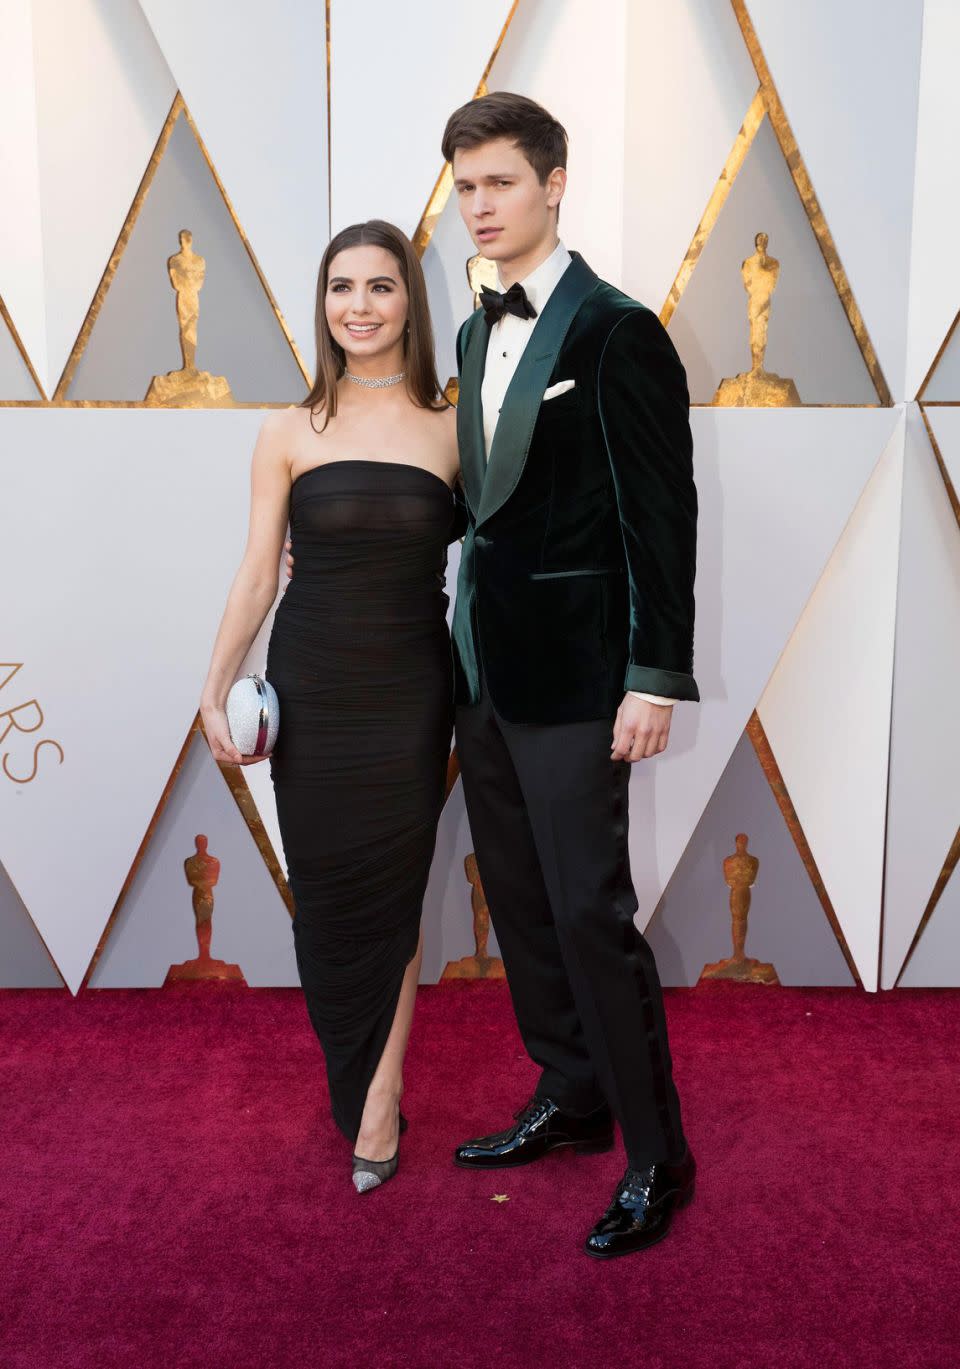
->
[284,540,294,579]
[611,694,673,762]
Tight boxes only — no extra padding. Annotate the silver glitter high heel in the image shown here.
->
[351,1149,399,1193]
[351,1110,406,1193]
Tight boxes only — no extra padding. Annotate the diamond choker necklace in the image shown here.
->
[344,370,406,389]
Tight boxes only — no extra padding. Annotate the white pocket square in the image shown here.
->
[542,379,576,401]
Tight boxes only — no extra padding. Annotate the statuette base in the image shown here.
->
[145,366,234,408]
[699,955,780,985]
[713,369,801,407]
[441,953,506,981]
[164,955,246,985]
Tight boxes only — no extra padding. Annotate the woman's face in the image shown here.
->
[325,244,409,363]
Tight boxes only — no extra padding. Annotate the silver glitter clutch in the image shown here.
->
[225,674,280,757]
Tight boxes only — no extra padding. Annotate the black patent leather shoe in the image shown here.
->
[584,1147,696,1258]
[454,1096,614,1170]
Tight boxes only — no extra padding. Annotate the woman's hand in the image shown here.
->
[200,703,266,767]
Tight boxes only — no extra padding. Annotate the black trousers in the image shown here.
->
[455,690,686,1169]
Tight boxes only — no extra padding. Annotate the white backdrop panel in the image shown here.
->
[329,0,515,238]
[622,0,759,312]
[0,0,46,393]
[0,408,264,992]
[31,0,176,398]
[630,406,898,937]
[906,1,960,399]
[488,0,627,288]
[421,188,478,390]
[136,0,328,375]
[747,0,923,402]
[881,405,960,986]
[758,417,905,990]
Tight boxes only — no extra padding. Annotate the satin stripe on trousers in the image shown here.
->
[455,691,686,1169]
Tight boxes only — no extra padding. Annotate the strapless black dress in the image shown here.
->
[266,460,457,1141]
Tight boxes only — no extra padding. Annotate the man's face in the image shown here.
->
[452,138,564,266]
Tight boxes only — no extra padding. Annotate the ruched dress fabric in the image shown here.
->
[266,460,456,1142]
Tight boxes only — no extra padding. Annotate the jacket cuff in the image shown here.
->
[624,665,700,702]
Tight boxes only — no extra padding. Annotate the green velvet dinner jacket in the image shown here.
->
[451,250,699,725]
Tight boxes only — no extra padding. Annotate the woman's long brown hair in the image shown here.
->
[302,219,447,429]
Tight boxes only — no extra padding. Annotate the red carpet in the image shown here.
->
[1,982,957,1369]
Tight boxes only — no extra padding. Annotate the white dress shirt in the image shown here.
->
[479,240,677,709]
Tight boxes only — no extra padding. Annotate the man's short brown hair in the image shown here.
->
[441,91,568,184]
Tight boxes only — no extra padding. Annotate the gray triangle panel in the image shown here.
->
[923,317,960,401]
[645,729,855,987]
[68,110,305,404]
[89,731,297,987]
[667,117,876,405]
[0,315,41,401]
[0,863,64,987]
[899,861,960,987]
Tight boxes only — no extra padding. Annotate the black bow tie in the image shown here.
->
[479,281,538,326]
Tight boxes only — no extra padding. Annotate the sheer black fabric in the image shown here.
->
[266,460,456,1141]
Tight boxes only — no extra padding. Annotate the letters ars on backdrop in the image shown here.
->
[0,663,65,785]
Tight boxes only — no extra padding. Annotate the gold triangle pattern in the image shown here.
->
[661,1,891,406]
[660,92,765,328]
[80,711,293,990]
[51,92,310,406]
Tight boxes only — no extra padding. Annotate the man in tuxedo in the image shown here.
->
[443,91,699,1259]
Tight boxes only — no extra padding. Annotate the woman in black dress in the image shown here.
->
[201,221,461,1192]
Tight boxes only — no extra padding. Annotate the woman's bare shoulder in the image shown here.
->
[261,404,308,438]
[250,406,310,480]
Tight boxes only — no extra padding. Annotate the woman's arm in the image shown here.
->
[200,412,293,764]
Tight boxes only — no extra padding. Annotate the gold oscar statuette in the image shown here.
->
[713,232,801,407]
[145,230,234,407]
[699,833,780,985]
[164,834,246,984]
[441,852,506,981]
[466,252,500,312]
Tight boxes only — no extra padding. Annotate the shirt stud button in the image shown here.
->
[502,351,507,358]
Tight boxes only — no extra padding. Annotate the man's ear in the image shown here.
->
[546,166,567,210]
